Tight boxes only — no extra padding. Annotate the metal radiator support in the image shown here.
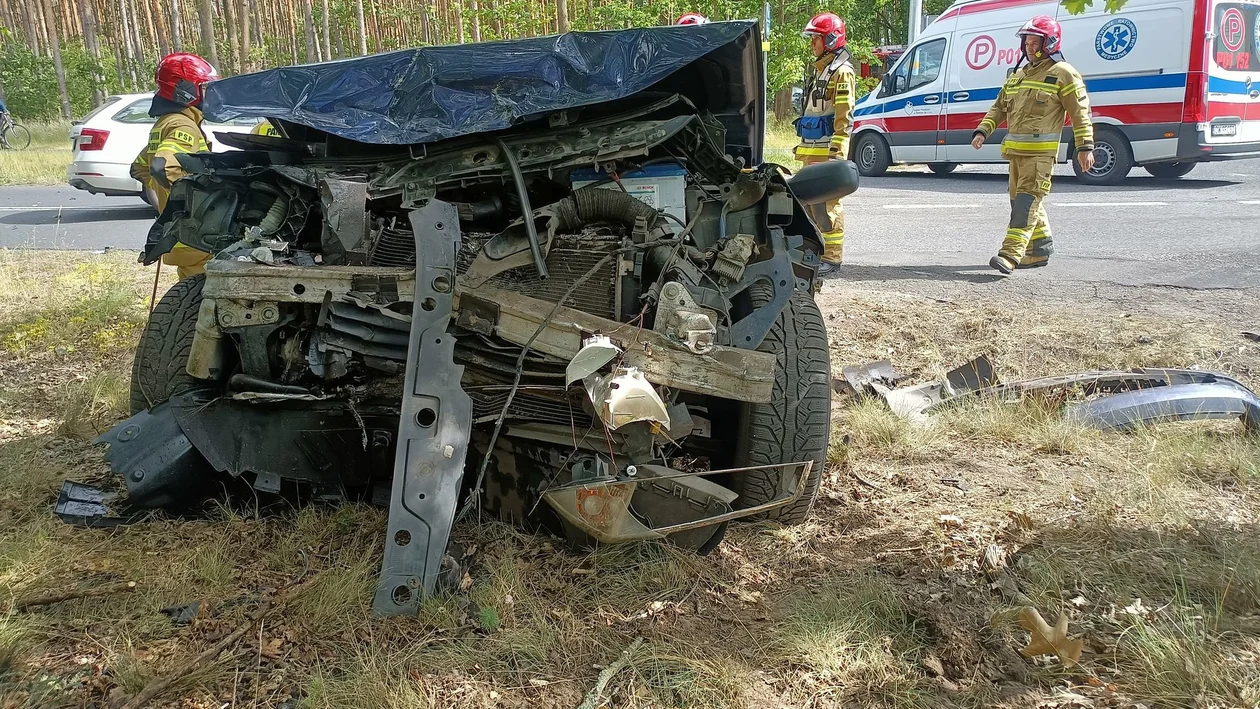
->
[373,199,473,616]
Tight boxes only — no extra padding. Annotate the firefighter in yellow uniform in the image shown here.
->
[251,119,280,136]
[130,52,218,280]
[795,12,854,273]
[972,15,1095,274]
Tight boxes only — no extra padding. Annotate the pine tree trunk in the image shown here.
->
[171,0,184,50]
[283,0,297,63]
[221,0,237,73]
[556,0,568,33]
[79,0,108,105]
[470,0,480,42]
[151,0,173,58]
[302,0,316,61]
[419,1,429,43]
[43,0,72,120]
[197,0,218,67]
[453,0,463,43]
[354,0,367,54]
[119,0,140,89]
[21,0,40,55]
[368,0,381,51]
[321,0,330,59]
[32,0,48,55]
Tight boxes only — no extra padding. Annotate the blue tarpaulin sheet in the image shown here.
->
[203,21,759,146]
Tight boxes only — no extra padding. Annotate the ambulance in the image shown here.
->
[849,0,1260,184]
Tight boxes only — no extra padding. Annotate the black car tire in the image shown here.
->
[731,283,830,523]
[1073,127,1134,186]
[1143,162,1197,179]
[854,132,891,177]
[928,162,958,175]
[130,274,205,414]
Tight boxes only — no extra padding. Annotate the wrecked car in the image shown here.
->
[70,21,856,615]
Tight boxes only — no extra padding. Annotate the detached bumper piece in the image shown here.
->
[1067,382,1260,436]
[542,461,813,549]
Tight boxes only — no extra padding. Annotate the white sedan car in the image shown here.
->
[67,92,264,206]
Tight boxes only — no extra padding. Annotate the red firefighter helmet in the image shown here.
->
[676,13,710,25]
[154,53,218,107]
[1017,15,1063,55]
[802,13,846,51]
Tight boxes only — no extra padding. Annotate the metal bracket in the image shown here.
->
[726,231,796,349]
[373,199,473,616]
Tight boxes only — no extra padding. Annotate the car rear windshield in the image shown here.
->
[75,96,122,124]
[1212,2,1259,71]
[112,98,155,124]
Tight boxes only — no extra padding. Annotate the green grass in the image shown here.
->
[0,120,72,186]
[1,250,1258,708]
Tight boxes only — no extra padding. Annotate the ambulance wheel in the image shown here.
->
[1144,162,1196,179]
[1074,127,1133,186]
[855,133,890,177]
[927,162,958,175]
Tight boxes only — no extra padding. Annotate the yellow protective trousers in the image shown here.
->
[800,155,845,264]
[1000,154,1055,268]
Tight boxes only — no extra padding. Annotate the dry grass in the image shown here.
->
[0,249,1258,708]
[0,121,72,186]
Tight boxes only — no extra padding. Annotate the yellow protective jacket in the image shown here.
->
[130,107,209,212]
[974,57,1094,158]
[794,49,856,161]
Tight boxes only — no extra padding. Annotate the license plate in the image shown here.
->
[1211,123,1238,137]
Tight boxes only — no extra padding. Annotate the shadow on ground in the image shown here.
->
[0,207,154,226]
[869,171,1240,194]
[826,263,1009,285]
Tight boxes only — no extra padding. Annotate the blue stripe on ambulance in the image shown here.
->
[855,73,1193,118]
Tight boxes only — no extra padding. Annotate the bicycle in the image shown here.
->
[0,114,31,150]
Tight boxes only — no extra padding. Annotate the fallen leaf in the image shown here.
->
[1124,598,1149,617]
[1070,596,1089,608]
[939,514,964,529]
[528,678,550,687]
[259,637,284,660]
[1019,607,1084,667]
[572,568,594,575]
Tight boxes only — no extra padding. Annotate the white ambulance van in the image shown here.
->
[850,0,1260,184]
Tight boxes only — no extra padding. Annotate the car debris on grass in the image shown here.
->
[838,355,1260,435]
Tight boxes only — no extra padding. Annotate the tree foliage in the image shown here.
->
[0,0,1119,121]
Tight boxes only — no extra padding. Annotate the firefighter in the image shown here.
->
[795,12,854,273]
[676,13,710,24]
[251,119,280,136]
[971,16,1094,274]
[131,52,218,280]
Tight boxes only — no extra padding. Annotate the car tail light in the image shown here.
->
[78,128,110,151]
[1182,72,1206,123]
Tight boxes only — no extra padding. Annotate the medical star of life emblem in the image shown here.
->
[1095,18,1137,61]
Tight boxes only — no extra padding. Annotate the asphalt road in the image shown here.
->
[2,160,1258,289]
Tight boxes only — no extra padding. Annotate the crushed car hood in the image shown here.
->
[202,21,765,158]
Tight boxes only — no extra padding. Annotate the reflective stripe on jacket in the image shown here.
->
[974,58,1093,158]
[130,107,209,212]
[795,49,856,159]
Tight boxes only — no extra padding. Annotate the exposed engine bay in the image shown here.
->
[64,74,857,615]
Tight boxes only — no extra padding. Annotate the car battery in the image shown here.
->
[570,163,688,224]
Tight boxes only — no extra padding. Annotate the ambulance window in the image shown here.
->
[1211,3,1257,71]
[887,39,946,94]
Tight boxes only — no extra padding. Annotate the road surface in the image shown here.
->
[2,161,1258,289]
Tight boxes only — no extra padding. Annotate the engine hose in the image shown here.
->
[496,139,549,280]
[250,181,290,235]
[551,185,668,234]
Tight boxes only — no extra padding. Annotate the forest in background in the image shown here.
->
[0,0,958,122]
